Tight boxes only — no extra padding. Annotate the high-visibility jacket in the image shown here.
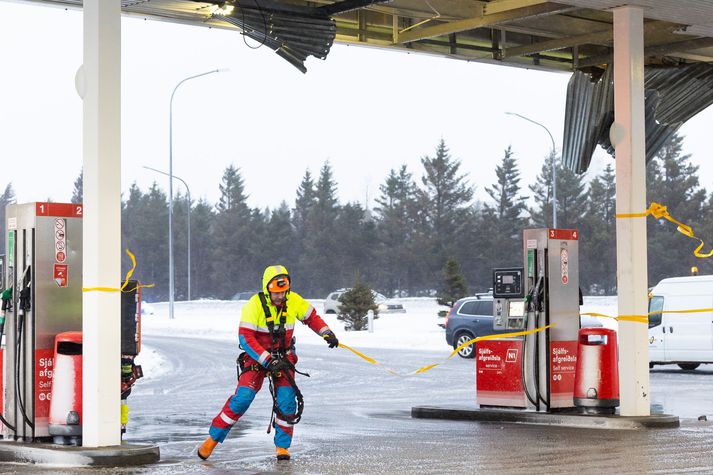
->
[238,265,330,367]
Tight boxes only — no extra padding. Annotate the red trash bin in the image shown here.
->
[48,331,83,445]
[574,328,619,414]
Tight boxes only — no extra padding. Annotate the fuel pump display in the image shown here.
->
[477,228,580,412]
[493,268,525,331]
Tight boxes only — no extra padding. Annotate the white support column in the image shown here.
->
[80,0,122,446]
[611,6,650,416]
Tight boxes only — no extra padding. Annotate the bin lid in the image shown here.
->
[55,331,83,343]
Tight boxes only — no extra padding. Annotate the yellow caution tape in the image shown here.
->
[83,249,155,293]
[616,201,713,258]
[581,307,713,324]
[338,323,555,378]
[616,315,649,324]
[648,308,713,315]
[581,312,648,324]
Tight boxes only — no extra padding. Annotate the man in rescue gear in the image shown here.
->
[198,265,339,461]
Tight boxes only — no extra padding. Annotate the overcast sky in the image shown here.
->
[2,2,713,211]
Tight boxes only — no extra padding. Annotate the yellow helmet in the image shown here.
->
[263,265,290,293]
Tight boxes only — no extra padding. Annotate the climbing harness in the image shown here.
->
[254,292,309,432]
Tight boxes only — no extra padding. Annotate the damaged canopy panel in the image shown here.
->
[208,0,337,73]
[562,62,713,174]
[202,1,387,73]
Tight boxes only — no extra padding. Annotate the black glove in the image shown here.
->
[323,330,339,349]
[268,357,290,373]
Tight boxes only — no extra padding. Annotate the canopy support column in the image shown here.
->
[612,5,650,417]
[80,0,122,446]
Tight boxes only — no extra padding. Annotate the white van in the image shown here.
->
[648,275,713,370]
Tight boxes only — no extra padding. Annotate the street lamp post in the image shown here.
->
[505,112,558,228]
[169,69,226,319]
[143,166,192,301]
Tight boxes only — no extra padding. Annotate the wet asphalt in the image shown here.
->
[5,334,713,474]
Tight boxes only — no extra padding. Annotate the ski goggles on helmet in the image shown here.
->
[268,275,290,293]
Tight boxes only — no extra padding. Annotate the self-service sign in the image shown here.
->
[476,339,526,408]
[550,340,578,408]
[35,349,54,419]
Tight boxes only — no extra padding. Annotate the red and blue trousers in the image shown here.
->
[208,356,297,449]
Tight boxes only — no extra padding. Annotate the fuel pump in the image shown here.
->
[2,202,145,443]
[2,202,83,440]
[477,228,580,412]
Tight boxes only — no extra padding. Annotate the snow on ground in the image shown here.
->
[133,344,170,381]
[141,296,620,353]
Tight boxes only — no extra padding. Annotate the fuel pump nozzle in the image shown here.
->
[17,265,32,316]
[0,286,12,342]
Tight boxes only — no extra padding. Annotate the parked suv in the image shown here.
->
[445,294,509,358]
[445,294,602,358]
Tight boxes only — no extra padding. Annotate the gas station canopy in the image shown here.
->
[23,0,713,73]
[5,0,711,450]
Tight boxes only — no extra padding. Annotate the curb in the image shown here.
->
[411,405,680,430]
[0,441,160,467]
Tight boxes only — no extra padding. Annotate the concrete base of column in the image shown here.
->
[0,441,160,467]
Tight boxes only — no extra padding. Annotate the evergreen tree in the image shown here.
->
[337,276,378,331]
[299,161,340,296]
[481,146,529,273]
[450,203,491,292]
[647,133,707,284]
[698,192,713,276]
[71,169,83,204]
[416,139,474,289]
[171,191,190,300]
[262,202,295,268]
[529,155,586,229]
[529,154,556,227]
[189,199,217,298]
[580,164,617,294]
[436,259,468,308]
[213,165,253,298]
[373,165,418,295]
[121,182,169,301]
[0,183,16,258]
[555,165,587,229]
[293,170,316,233]
[333,202,378,288]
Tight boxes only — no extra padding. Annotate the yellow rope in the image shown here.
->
[83,249,154,293]
[581,307,713,324]
[338,324,555,377]
[616,202,713,258]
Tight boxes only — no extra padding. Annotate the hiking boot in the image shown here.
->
[276,447,291,460]
[197,436,218,460]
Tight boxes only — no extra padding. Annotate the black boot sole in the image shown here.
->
[276,454,291,461]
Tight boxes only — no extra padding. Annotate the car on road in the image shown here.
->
[324,289,406,314]
[444,294,502,358]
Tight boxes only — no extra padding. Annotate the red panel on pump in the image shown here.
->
[548,228,579,240]
[35,349,55,419]
[476,340,526,408]
[35,202,83,218]
[549,340,578,408]
[0,349,3,425]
